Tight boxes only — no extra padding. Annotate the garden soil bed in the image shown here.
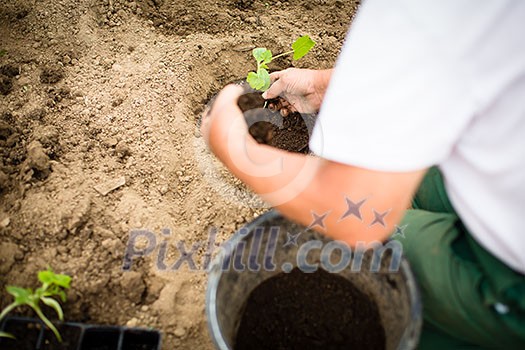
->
[0,0,358,348]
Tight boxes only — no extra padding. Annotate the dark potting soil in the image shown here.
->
[0,75,13,95]
[79,328,120,350]
[235,268,386,350]
[237,93,316,153]
[0,319,41,350]
[41,324,82,350]
[121,329,161,350]
[40,65,64,84]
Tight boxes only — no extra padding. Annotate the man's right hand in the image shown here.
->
[262,68,333,114]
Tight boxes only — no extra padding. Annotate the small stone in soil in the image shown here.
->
[174,326,186,338]
[25,140,51,174]
[0,216,10,228]
[120,271,145,303]
[94,176,126,196]
[115,142,131,158]
[127,317,139,327]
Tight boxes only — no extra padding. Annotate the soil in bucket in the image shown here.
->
[237,92,316,154]
[235,267,386,350]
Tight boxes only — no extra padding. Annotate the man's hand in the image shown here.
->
[262,68,332,114]
[201,84,247,162]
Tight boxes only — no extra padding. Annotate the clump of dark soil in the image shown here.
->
[234,0,255,10]
[40,66,64,84]
[235,268,386,350]
[0,64,19,77]
[0,75,13,95]
[41,324,82,350]
[237,92,316,153]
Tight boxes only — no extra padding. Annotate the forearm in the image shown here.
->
[218,136,406,246]
[203,84,420,246]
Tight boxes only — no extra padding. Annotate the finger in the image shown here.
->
[201,85,245,142]
[268,69,285,83]
[211,84,244,114]
[268,99,282,111]
[262,78,286,99]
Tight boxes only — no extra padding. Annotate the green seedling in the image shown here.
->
[0,331,15,339]
[0,49,6,57]
[0,268,71,342]
[246,35,315,91]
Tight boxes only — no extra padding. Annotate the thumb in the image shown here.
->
[212,84,244,113]
[262,78,285,99]
[262,69,289,99]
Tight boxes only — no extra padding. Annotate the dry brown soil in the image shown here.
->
[0,0,357,348]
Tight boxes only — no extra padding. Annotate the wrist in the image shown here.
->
[315,69,332,97]
[306,69,332,111]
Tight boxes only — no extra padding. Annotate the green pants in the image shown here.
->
[396,168,525,349]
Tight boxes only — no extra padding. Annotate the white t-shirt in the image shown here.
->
[310,0,525,273]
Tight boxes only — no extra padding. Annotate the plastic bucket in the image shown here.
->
[206,210,422,349]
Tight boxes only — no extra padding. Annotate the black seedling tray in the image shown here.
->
[0,316,161,350]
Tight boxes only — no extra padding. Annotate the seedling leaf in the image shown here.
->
[6,286,32,304]
[41,297,64,321]
[1,269,71,343]
[258,68,271,91]
[38,269,71,289]
[292,35,316,60]
[56,289,67,303]
[246,36,315,91]
[0,331,15,339]
[0,49,6,57]
[252,48,272,64]
[38,270,54,284]
[53,274,71,288]
[0,303,16,321]
[247,71,263,90]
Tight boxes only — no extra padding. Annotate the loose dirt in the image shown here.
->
[0,0,358,348]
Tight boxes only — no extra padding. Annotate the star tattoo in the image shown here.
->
[308,210,330,229]
[339,196,367,221]
[392,224,408,239]
[369,209,390,227]
[283,232,301,247]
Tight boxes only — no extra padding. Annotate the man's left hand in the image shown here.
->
[200,84,247,160]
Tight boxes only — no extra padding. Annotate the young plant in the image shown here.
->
[0,268,71,342]
[246,35,316,91]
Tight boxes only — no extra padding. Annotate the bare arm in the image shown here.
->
[202,85,426,245]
